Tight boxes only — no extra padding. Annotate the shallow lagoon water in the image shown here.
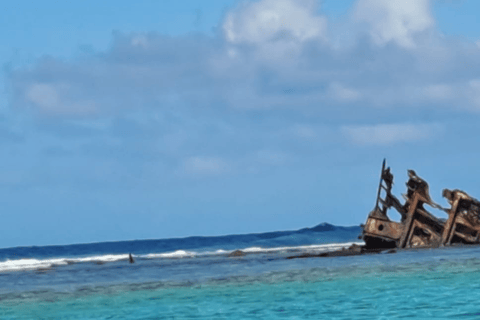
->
[2,226,480,319]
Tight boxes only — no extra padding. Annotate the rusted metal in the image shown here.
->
[287,160,480,260]
[362,159,480,250]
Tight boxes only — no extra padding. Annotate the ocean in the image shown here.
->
[2,223,480,319]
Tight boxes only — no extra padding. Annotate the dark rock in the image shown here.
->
[228,250,245,257]
[349,243,362,253]
[286,244,366,259]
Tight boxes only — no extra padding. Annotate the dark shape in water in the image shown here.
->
[286,243,364,259]
[228,250,245,257]
[129,253,135,263]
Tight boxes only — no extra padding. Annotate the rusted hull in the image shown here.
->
[287,160,480,261]
[362,160,480,250]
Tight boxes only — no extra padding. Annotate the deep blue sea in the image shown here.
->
[2,223,480,319]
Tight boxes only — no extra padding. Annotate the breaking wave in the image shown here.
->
[0,242,363,273]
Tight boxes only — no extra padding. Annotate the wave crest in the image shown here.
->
[0,242,363,273]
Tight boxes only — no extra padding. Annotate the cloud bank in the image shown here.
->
[4,0,480,181]
[9,0,480,119]
[354,0,434,48]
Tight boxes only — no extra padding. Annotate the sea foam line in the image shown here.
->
[0,254,130,273]
[0,242,364,273]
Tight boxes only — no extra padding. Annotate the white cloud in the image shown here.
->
[341,123,443,146]
[328,82,362,102]
[468,79,480,108]
[223,0,326,45]
[354,0,433,48]
[25,82,96,116]
[183,156,229,175]
[419,80,480,111]
[26,83,61,112]
[131,35,149,48]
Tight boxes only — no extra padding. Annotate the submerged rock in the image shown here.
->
[286,243,377,260]
[228,250,245,257]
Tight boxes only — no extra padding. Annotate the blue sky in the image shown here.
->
[2,0,480,248]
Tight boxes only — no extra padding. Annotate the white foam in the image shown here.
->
[0,254,130,273]
[142,250,197,259]
[69,254,130,263]
[0,258,68,273]
[241,242,364,254]
[0,241,365,273]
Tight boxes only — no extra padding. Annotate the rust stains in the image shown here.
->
[362,159,480,250]
[286,159,480,260]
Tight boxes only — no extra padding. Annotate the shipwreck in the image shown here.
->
[287,159,480,260]
[362,159,480,250]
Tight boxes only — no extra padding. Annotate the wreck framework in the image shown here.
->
[362,160,480,250]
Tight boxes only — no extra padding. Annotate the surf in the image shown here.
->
[0,241,364,273]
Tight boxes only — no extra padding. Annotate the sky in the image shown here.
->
[2,0,480,248]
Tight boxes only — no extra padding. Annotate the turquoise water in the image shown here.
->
[2,226,480,319]
[3,254,480,319]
